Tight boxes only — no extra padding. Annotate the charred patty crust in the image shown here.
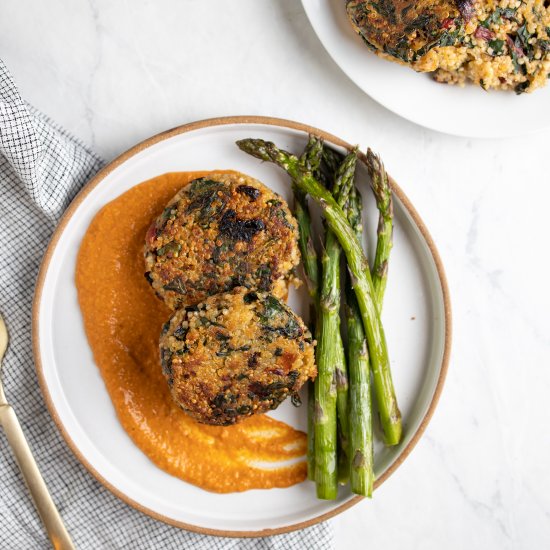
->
[159,287,316,426]
[144,172,300,310]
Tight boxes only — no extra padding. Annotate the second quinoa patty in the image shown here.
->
[159,287,316,426]
[144,171,300,310]
[346,0,474,64]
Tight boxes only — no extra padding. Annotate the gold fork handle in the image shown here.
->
[0,404,75,550]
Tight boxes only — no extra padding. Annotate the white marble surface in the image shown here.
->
[1,0,549,548]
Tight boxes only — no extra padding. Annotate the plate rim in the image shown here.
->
[32,115,452,538]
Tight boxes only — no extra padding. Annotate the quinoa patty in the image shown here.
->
[145,172,300,309]
[159,287,316,426]
[347,0,550,93]
[346,0,474,64]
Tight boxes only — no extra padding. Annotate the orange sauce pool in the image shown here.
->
[76,171,307,493]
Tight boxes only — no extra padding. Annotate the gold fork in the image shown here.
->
[0,313,74,550]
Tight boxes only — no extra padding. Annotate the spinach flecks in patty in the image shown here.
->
[401,4,413,18]
[261,295,285,320]
[516,24,535,59]
[163,277,187,294]
[370,0,397,24]
[216,342,252,357]
[481,6,517,28]
[515,80,531,94]
[230,274,247,288]
[218,209,265,242]
[161,349,173,375]
[184,178,228,222]
[247,351,260,369]
[262,318,303,340]
[211,241,231,264]
[488,39,505,55]
[157,241,182,257]
[271,204,295,229]
[405,13,433,33]
[259,296,303,340]
[248,381,284,400]
[186,178,225,201]
[160,206,177,225]
[288,370,300,384]
[236,185,261,201]
[255,264,273,291]
[173,325,188,340]
[291,393,302,407]
[243,291,258,304]
[436,26,463,48]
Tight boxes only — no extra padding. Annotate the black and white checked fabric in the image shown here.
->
[0,59,333,549]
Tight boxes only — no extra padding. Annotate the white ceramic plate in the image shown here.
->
[302,0,550,138]
[33,117,451,537]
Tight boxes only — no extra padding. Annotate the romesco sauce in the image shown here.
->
[75,171,307,493]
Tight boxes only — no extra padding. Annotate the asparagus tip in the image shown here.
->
[236,138,278,163]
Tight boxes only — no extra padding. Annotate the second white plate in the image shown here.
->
[302,0,550,138]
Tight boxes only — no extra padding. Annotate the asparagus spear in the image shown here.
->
[345,185,374,497]
[301,135,325,182]
[236,138,402,446]
[294,138,356,495]
[295,137,322,306]
[297,184,318,481]
[302,135,324,172]
[321,144,343,177]
[302,141,356,496]
[322,151,357,487]
[313,223,341,497]
[365,149,393,305]
[294,136,323,481]
[315,142,356,486]
[293,193,320,306]
[315,156,357,494]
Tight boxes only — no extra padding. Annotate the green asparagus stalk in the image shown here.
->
[294,136,323,481]
[345,185,374,497]
[236,138,402,447]
[294,138,356,495]
[295,136,322,305]
[323,151,357,487]
[298,189,317,481]
[320,142,355,485]
[321,144,343,177]
[293,196,319,306]
[303,142,356,496]
[365,149,393,305]
[301,135,324,173]
[313,225,341,497]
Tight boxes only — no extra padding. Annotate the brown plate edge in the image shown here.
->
[31,115,452,538]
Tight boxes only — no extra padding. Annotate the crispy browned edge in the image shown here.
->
[32,116,452,538]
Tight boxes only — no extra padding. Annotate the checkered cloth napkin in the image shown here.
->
[0,59,334,549]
